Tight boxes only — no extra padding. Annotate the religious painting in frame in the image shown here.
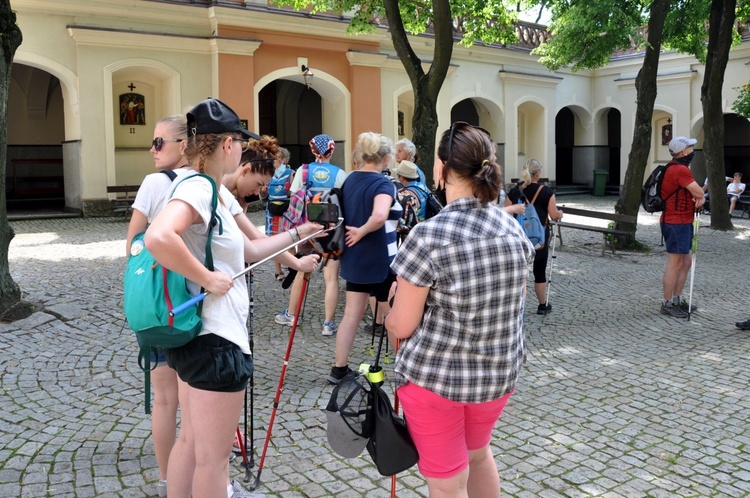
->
[119,92,146,126]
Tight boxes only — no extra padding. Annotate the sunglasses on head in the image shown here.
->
[151,137,183,151]
[446,121,492,160]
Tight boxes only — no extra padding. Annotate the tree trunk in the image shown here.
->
[614,0,671,239]
[384,0,453,188]
[702,0,736,230]
[0,1,23,314]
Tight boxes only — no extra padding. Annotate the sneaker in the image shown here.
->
[660,301,688,318]
[232,432,245,454]
[326,365,353,384]
[537,303,552,315]
[322,320,338,336]
[736,319,750,331]
[230,479,266,498]
[274,309,295,326]
[157,481,167,498]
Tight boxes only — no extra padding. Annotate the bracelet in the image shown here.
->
[290,228,300,242]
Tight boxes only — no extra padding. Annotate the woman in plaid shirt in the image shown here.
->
[385,122,534,498]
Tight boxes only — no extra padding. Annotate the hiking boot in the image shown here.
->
[326,365,353,384]
[157,481,167,498]
[677,300,697,313]
[660,301,688,318]
[736,319,750,331]
[537,303,552,315]
[322,320,338,336]
[230,479,266,498]
[274,309,295,326]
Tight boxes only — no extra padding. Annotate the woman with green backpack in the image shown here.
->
[144,98,320,498]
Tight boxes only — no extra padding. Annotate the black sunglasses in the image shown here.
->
[151,137,183,151]
[446,121,492,161]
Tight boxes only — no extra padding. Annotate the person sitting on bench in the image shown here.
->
[727,172,745,216]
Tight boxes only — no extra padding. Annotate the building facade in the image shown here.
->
[10,0,750,215]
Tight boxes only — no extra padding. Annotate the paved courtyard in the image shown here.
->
[1,195,749,497]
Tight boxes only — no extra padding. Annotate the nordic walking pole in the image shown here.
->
[687,211,700,321]
[544,222,558,317]
[248,269,314,491]
[170,219,342,316]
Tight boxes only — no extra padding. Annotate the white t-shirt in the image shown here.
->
[168,174,250,354]
[132,169,190,221]
[727,182,746,196]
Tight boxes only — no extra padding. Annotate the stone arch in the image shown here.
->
[255,67,351,168]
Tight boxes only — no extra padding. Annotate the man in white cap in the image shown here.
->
[660,136,705,318]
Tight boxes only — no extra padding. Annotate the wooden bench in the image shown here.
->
[106,185,140,215]
[739,200,750,218]
[554,206,636,254]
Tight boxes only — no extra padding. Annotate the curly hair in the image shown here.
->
[241,135,280,177]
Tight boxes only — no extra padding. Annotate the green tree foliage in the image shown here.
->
[731,82,750,118]
[275,0,520,182]
[529,0,749,238]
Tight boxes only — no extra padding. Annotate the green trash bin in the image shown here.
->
[593,169,609,197]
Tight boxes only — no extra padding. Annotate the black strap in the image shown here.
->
[160,169,178,181]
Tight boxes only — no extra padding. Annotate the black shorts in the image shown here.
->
[165,333,253,393]
[346,272,396,302]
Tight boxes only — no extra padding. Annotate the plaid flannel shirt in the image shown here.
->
[391,197,534,403]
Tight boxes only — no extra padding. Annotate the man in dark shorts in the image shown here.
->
[660,136,705,318]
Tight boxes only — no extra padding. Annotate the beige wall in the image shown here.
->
[11,0,750,212]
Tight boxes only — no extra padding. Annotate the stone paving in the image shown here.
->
[0,195,749,497]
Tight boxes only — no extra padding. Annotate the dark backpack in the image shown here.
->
[308,187,345,261]
[394,184,420,241]
[642,163,679,213]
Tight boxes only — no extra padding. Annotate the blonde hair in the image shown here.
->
[520,159,543,190]
[355,132,394,166]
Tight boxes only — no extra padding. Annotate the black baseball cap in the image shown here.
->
[186,98,261,140]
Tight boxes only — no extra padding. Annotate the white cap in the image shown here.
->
[668,136,697,156]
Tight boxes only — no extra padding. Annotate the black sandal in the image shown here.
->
[275,272,286,281]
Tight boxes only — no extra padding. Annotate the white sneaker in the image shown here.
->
[157,481,167,498]
[274,309,295,326]
[230,479,266,498]
[322,320,337,336]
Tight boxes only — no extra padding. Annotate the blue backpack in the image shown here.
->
[516,186,547,249]
[266,165,294,216]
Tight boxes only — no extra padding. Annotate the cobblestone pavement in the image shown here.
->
[1,196,749,497]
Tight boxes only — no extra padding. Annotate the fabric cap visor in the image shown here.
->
[187,98,261,140]
[325,410,368,458]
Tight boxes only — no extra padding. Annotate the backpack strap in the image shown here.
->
[662,162,683,207]
[526,186,548,227]
[160,169,178,181]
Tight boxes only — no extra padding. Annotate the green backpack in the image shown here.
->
[123,173,220,413]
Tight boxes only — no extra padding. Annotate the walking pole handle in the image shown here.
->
[170,293,206,316]
[169,219,342,316]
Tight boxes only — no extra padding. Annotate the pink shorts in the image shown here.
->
[396,382,512,479]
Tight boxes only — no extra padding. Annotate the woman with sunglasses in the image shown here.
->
[125,114,189,497]
[504,158,564,314]
[145,98,320,498]
[386,122,534,498]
